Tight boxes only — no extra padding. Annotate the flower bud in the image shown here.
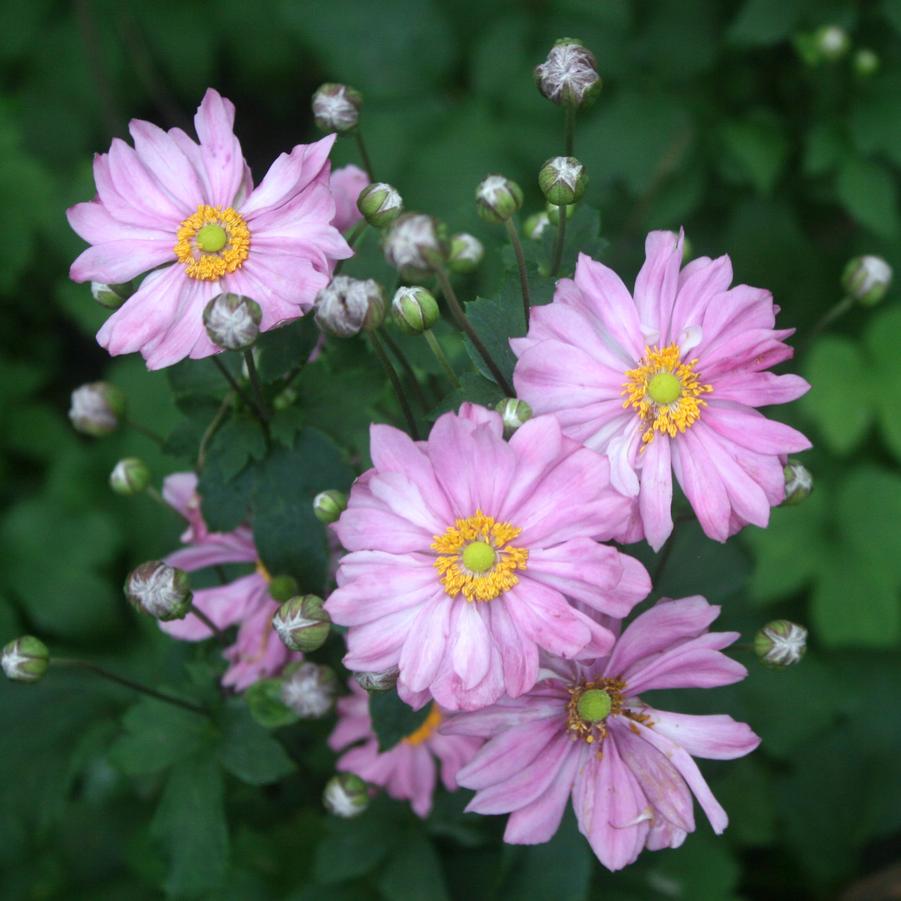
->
[523,212,550,240]
[496,398,533,437]
[782,460,813,506]
[853,48,880,78]
[353,666,399,693]
[813,25,849,62]
[203,293,262,351]
[357,182,403,229]
[535,38,602,108]
[312,83,362,134]
[2,636,49,683]
[273,595,331,653]
[754,620,807,669]
[842,255,893,307]
[280,662,338,718]
[68,382,125,437]
[268,575,298,603]
[391,286,440,335]
[539,156,588,206]
[383,213,446,278]
[476,175,523,224]
[109,457,151,496]
[546,201,576,226]
[125,561,192,622]
[448,233,484,274]
[313,489,348,524]
[323,772,370,818]
[91,281,134,310]
[314,276,385,338]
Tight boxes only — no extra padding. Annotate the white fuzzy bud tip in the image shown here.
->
[69,382,125,437]
[535,40,602,107]
[125,561,192,622]
[312,84,362,133]
[314,275,385,338]
[323,773,370,818]
[843,255,893,306]
[203,293,262,350]
[2,636,49,683]
[754,621,807,668]
[281,663,337,718]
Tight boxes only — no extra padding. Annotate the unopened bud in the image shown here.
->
[853,48,880,78]
[353,666,399,693]
[782,460,813,506]
[814,25,849,62]
[535,38,602,108]
[69,382,125,437]
[268,575,298,603]
[312,83,362,134]
[546,201,576,226]
[109,458,151,496]
[314,276,385,338]
[496,398,532,437]
[391,286,440,335]
[274,595,331,653]
[125,561,192,622]
[281,662,338,718]
[323,772,370,818]
[203,293,262,350]
[842,255,893,306]
[524,212,550,240]
[357,182,403,229]
[754,620,807,669]
[313,490,348,524]
[448,233,484,274]
[91,281,134,310]
[539,156,588,206]
[383,213,446,278]
[2,636,49,683]
[476,175,523,224]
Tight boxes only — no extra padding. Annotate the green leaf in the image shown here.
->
[313,799,401,884]
[167,356,237,411]
[803,121,848,177]
[215,701,295,785]
[198,453,256,533]
[719,114,789,193]
[377,829,450,901]
[728,0,806,45]
[255,318,320,383]
[865,306,901,461]
[464,289,525,386]
[244,678,299,729]
[368,691,432,752]
[835,157,900,239]
[431,372,505,419]
[206,415,268,481]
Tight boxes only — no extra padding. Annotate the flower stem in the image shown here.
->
[197,394,233,472]
[354,129,375,180]
[805,296,854,348]
[211,356,255,410]
[369,330,420,439]
[424,329,461,388]
[550,206,567,277]
[564,104,576,156]
[125,417,165,447]
[243,350,270,423]
[380,328,430,413]
[188,603,229,645]
[143,485,170,510]
[51,658,209,716]
[433,266,514,396]
[504,218,532,329]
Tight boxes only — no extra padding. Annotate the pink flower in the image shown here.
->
[330,164,369,232]
[159,472,298,690]
[445,596,760,871]
[67,88,351,369]
[325,404,651,712]
[511,232,811,550]
[329,680,482,817]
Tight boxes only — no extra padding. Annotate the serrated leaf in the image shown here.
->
[430,371,505,420]
[464,291,524,386]
[206,416,268,481]
[197,454,256,533]
[368,691,432,751]
[215,701,295,785]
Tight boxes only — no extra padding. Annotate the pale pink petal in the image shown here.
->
[330,164,369,232]
[669,255,733,337]
[398,595,453,692]
[703,404,812,455]
[505,580,595,660]
[193,88,245,207]
[633,230,683,338]
[639,709,760,760]
[637,436,673,552]
[70,240,175,284]
[670,430,731,542]
[128,118,205,213]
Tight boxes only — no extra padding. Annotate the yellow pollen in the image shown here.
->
[174,204,251,280]
[621,343,713,446]
[432,509,528,603]
[255,560,272,583]
[404,705,443,746]
[565,678,653,751]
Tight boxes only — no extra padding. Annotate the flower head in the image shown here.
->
[325,405,650,711]
[67,89,350,369]
[511,232,812,550]
[534,39,602,108]
[445,596,759,871]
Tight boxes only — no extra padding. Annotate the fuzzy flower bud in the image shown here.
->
[268,575,298,603]
[496,398,533,437]
[125,561,192,622]
[314,276,385,338]
[2,636,49,684]
[391,286,440,335]
[842,255,893,306]
[754,620,807,669]
[353,666,399,693]
[313,490,348,524]
[383,213,445,278]
[273,595,331,653]
[323,772,370,818]
[281,662,338,718]
[539,156,588,206]
[476,175,523,224]
[91,281,134,310]
[312,83,362,134]
[535,38,602,108]
[109,458,151,496]
[203,293,262,351]
[814,25,850,62]
[524,212,550,240]
[448,233,484,274]
[782,460,813,506]
[357,182,403,229]
[853,48,880,78]
[68,382,125,437]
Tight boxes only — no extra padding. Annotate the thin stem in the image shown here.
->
[505,218,532,329]
[424,330,461,388]
[188,603,229,645]
[369,331,420,439]
[354,129,375,180]
[381,329,430,413]
[243,350,270,423]
[805,296,854,348]
[197,394,233,472]
[144,486,170,510]
[564,104,576,156]
[433,267,514,396]
[51,658,208,716]
[334,221,368,275]
[211,356,255,410]
[125,417,165,447]
[550,207,567,277]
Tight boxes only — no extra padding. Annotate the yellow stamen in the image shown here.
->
[565,678,653,750]
[404,704,443,746]
[432,509,528,603]
[174,204,251,280]
[621,343,713,445]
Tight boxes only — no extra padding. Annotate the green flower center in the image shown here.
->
[461,540,496,573]
[196,223,228,253]
[576,688,612,723]
[647,371,681,405]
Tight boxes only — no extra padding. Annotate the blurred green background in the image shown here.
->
[2,0,901,898]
